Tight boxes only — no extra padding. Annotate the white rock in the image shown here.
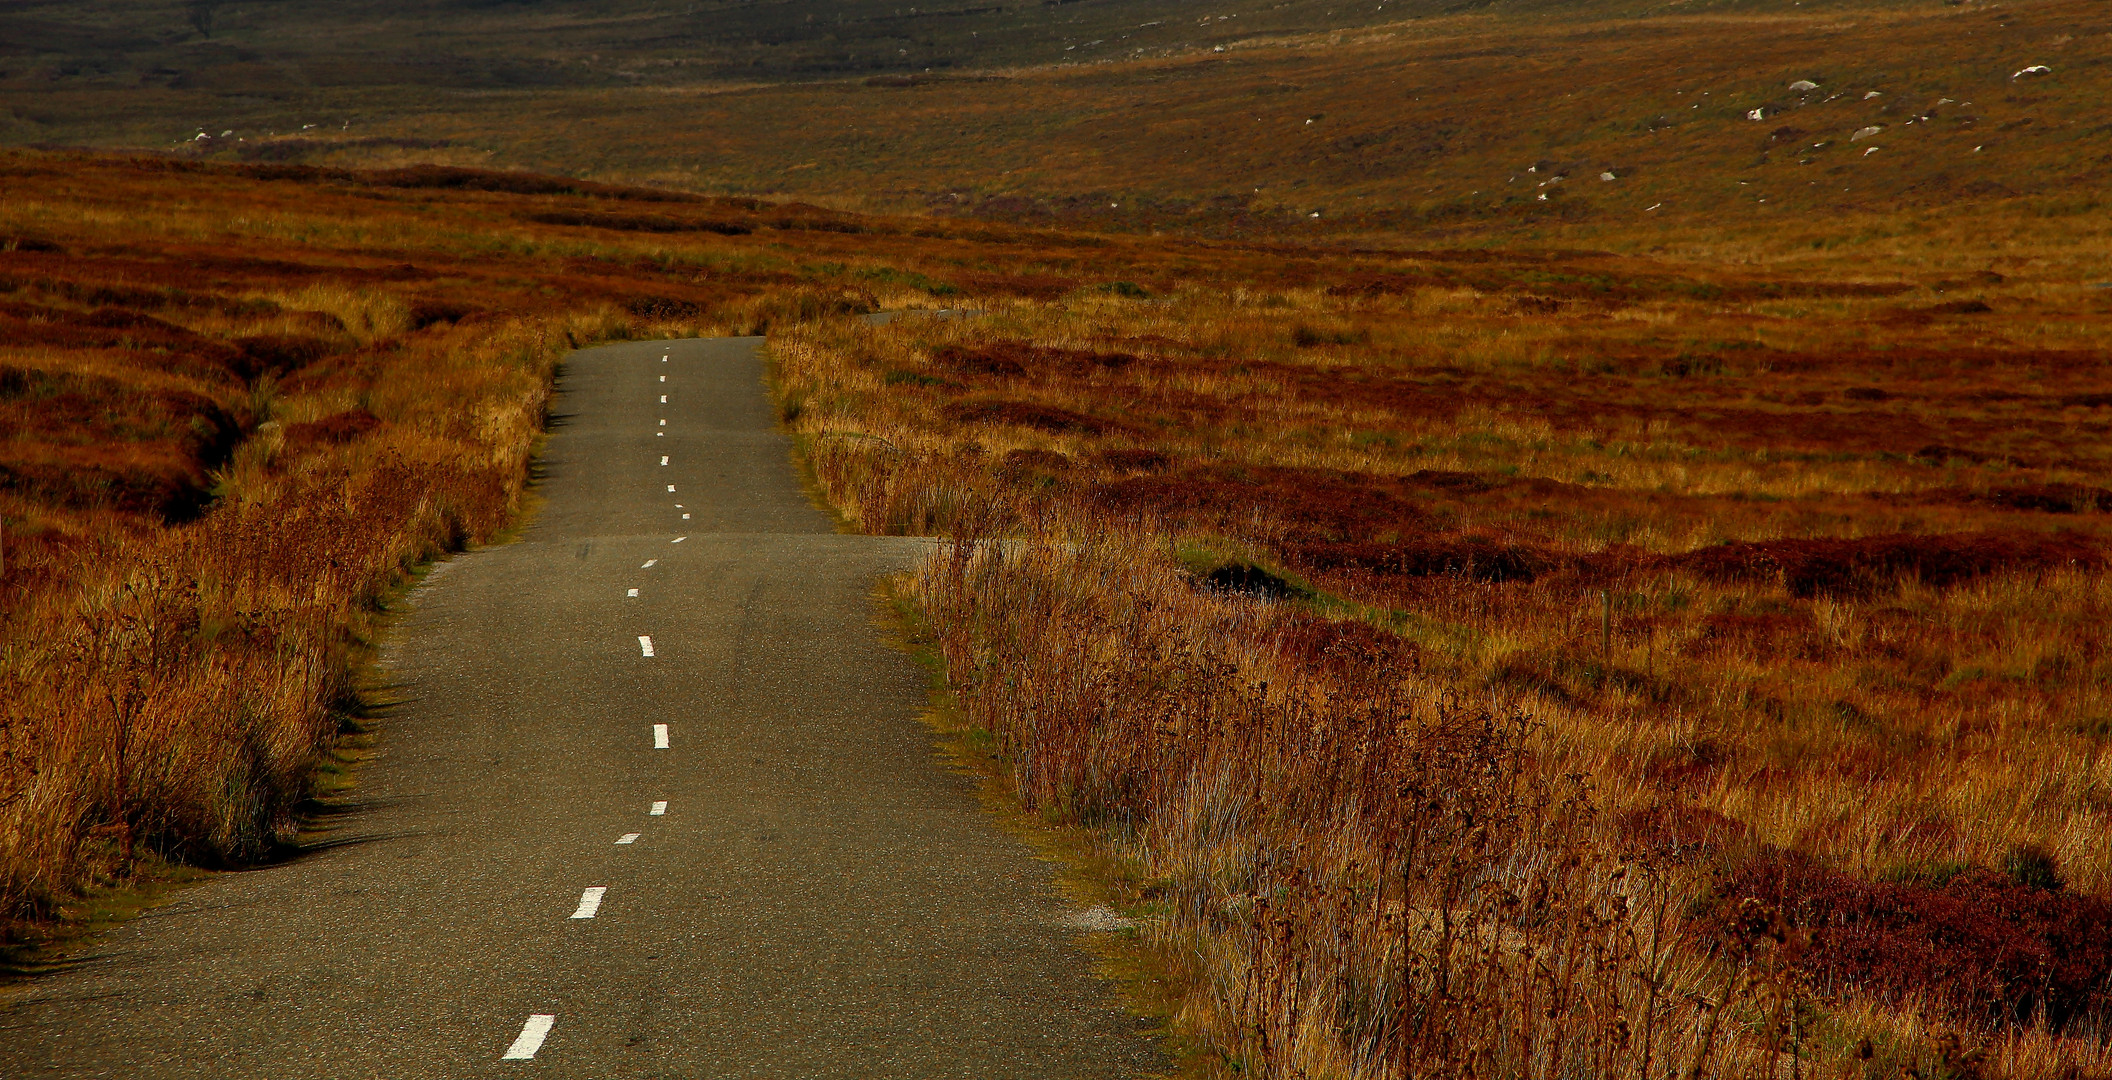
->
[1748,108,1766,121]
[2012,64,2051,79]
[1851,125,1884,141]
[1058,906,1137,932]
[1599,171,1617,181]
[1789,79,1820,92]
[1863,91,1882,100]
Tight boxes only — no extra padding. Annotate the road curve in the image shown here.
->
[0,337,1160,1078]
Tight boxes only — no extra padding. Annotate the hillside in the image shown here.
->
[4,0,1926,91]
[12,0,2097,245]
[9,2,2112,1075]
[12,150,2112,1078]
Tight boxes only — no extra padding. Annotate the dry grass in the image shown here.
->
[0,149,1100,934]
[8,128,2110,1075]
[55,0,2104,257]
[773,222,2112,1075]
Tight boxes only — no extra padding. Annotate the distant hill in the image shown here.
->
[5,0,2095,243]
[3,0,1929,91]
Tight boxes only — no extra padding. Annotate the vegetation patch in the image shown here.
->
[1664,531,2110,598]
[770,187,2112,1074]
[0,150,1113,944]
[1699,851,2112,1032]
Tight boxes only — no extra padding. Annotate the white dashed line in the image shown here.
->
[502,1015,556,1060]
[666,485,676,492]
[641,559,657,569]
[682,513,691,520]
[660,395,668,403]
[653,723,670,749]
[659,419,667,426]
[671,536,687,543]
[660,456,669,465]
[659,374,666,382]
[657,431,663,437]
[650,800,667,816]
[627,588,639,598]
[638,635,655,657]
[571,887,607,919]
[616,833,641,845]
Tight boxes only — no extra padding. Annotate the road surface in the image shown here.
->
[0,336,1159,1078]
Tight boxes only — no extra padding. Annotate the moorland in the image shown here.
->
[8,0,2106,233]
[5,0,2112,1077]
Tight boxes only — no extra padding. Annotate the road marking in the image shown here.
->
[650,800,667,816]
[571,887,607,919]
[641,558,657,569]
[638,635,655,657]
[660,395,668,403]
[627,588,639,598]
[659,374,666,382]
[682,513,691,520]
[502,1015,556,1060]
[659,419,667,426]
[616,833,641,845]
[667,485,676,492]
[662,356,668,362]
[657,431,663,437]
[653,723,670,749]
[672,536,687,543]
[660,456,669,465]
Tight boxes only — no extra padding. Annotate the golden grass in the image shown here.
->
[0,149,1109,933]
[54,0,2100,264]
[769,219,2112,1073]
[7,138,2111,1076]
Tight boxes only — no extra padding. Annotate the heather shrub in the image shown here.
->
[1700,851,2112,1032]
[913,530,1762,1078]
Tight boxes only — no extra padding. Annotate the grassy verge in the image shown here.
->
[0,149,1104,942]
[767,233,2112,1075]
[879,575,1208,1079]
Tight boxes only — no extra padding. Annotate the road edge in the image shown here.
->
[876,575,1201,1080]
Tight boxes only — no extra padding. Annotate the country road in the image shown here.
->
[0,336,1159,1078]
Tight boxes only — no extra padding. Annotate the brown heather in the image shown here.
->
[775,228,2112,1074]
[918,531,1738,1078]
[0,150,1092,933]
[9,125,2112,1076]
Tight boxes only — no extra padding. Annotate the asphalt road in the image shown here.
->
[0,337,1159,1078]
